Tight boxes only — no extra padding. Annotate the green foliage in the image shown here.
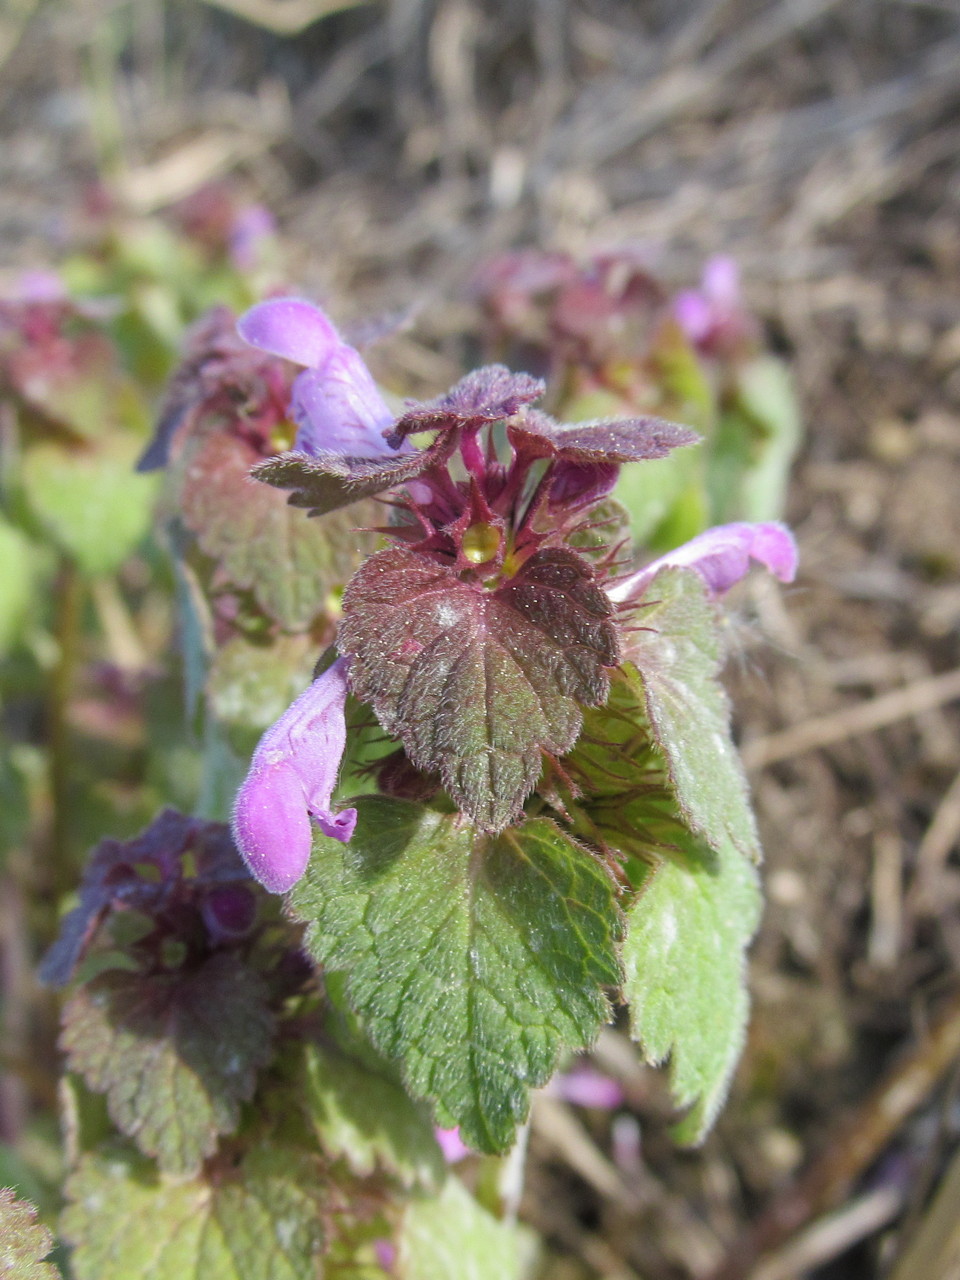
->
[339,545,618,831]
[621,567,760,861]
[622,822,761,1143]
[0,1188,57,1279]
[61,954,276,1175]
[399,1176,537,1280]
[565,655,762,1139]
[61,1143,327,1280]
[177,431,373,631]
[298,1042,445,1189]
[20,434,158,576]
[721,355,801,523]
[208,634,318,734]
[289,798,622,1152]
[0,517,35,655]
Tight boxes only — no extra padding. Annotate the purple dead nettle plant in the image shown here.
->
[229,297,796,893]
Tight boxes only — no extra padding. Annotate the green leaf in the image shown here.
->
[0,518,35,655]
[0,1188,57,1279]
[561,665,672,859]
[621,820,761,1143]
[339,545,618,831]
[729,355,801,523]
[399,1176,537,1280]
[289,798,621,1153]
[60,953,276,1175]
[622,569,760,861]
[208,633,318,733]
[60,1142,326,1280]
[20,435,158,575]
[563,662,762,1140]
[178,431,373,631]
[299,1042,444,1189]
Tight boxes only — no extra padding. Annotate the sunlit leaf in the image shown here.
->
[289,798,621,1152]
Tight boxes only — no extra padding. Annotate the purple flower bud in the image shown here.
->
[434,1125,471,1163]
[237,298,396,458]
[201,884,258,942]
[608,521,797,604]
[227,204,276,272]
[231,657,357,894]
[545,1064,624,1110]
[373,1239,397,1272]
[673,255,754,355]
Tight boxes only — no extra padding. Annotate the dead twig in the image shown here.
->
[705,987,960,1280]
[741,667,960,771]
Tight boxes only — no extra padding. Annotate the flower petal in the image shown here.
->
[291,347,395,458]
[702,255,740,307]
[238,297,340,368]
[608,521,797,603]
[434,1126,471,1163]
[231,759,314,894]
[231,657,356,893]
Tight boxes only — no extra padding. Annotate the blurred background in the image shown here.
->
[2,1,960,1277]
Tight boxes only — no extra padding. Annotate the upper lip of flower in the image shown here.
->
[606,520,798,603]
[237,297,400,460]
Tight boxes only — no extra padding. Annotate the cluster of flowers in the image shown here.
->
[227,297,796,894]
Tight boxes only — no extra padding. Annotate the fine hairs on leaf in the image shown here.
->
[288,797,622,1152]
[565,661,762,1139]
[60,952,276,1175]
[620,565,761,862]
[0,1188,58,1279]
[339,544,619,831]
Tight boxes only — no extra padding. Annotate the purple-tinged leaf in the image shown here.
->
[389,365,545,442]
[339,545,619,830]
[138,305,290,472]
[38,810,251,987]
[251,430,456,516]
[608,520,797,603]
[509,408,698,465]
[231,658,357,894]
[60,952,276,1175]
[178,430,375,628]
[0,1188,57,1279]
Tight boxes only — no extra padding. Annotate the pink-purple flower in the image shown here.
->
[673,255,756,357]
[237,298,399,458]
[231,657,357,894]
[607,520,797,604]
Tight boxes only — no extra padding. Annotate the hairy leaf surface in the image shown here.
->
[251,431,454,517]
[339,545,619,831]
[510,408,698,463]
[566,664,760,1141]
[621,567,760,860]
[61,1143,326,1280]
[0,1188,57,1279]
[400,1176,537,1280]
[179,431,373,629]
[621,822,761,1143]
[288,798,621,1152]
[299,1041,444,1189]
[61,953,275,1175]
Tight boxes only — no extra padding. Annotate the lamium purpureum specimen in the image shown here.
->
[229,295,797,1151]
